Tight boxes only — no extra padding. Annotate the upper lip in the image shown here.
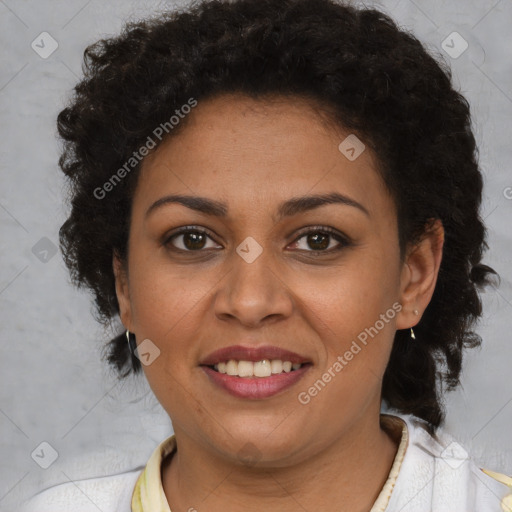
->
[199,345,310,366]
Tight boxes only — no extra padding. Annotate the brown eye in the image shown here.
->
[290,227,350,253]
[164,228,220,252]
[304,232,330,250]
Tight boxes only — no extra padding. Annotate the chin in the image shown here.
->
[210,421,307,467]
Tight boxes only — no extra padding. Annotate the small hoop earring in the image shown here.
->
[410,309,419,339]
[126,329,137,353]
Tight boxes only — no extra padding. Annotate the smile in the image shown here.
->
[212,359,303,377]
[199,344,312,399]
[201,361,312,400]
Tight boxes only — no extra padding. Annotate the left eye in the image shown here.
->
[290,229,348,252]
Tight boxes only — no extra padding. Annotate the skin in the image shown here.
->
[113,93,444,512]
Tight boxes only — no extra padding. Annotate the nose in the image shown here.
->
[213,243,294,328]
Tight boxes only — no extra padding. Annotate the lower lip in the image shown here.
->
[201,365,311,399]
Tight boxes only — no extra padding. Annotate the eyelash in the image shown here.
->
[163,225,351,254]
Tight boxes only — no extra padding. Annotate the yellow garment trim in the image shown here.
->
[370,414,409,511]
[480,468,512,512]
[131,435,176,512]
[131,414,408,512]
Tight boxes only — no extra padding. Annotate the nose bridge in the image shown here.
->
[231,235,277,301]
[215,235,292,325]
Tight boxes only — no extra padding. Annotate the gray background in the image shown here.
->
[1,0,511,510]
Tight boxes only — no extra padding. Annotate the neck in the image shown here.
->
[161,411,401,512]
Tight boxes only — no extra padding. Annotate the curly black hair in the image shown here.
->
[57,0,499,433]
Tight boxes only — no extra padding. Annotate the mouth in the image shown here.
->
[199,345,312,399]
[206,359,307,378]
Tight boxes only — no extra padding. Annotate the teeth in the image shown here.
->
[213,359,303,377]
[270,360,283,374]
[226,360,238,375]
[238,360,253,378]
[254,360,272,377]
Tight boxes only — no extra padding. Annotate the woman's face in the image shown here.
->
[114,93,437,465]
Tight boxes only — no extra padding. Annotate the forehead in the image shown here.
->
[133,93,393,222]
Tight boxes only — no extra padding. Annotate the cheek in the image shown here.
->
[129,249,204,329]
[299,253,399,385]
[303,251,398,333]
[298,280,397,428]
[127,255,210,388]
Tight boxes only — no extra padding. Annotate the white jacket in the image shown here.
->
[20,413,511,511]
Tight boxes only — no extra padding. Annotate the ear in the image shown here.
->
[396,219,444,330]
[112,250,133,330]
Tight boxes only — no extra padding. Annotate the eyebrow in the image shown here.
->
[145,192,370,220]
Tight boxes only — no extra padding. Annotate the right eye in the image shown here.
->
[163,227,222,252]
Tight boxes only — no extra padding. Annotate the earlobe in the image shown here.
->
[112,251,132,329]
[396,219,444,330]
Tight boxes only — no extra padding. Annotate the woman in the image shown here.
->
[22,0,512,510]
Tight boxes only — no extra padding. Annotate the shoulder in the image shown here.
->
[385,412,511,511]
[20,468,143,512]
